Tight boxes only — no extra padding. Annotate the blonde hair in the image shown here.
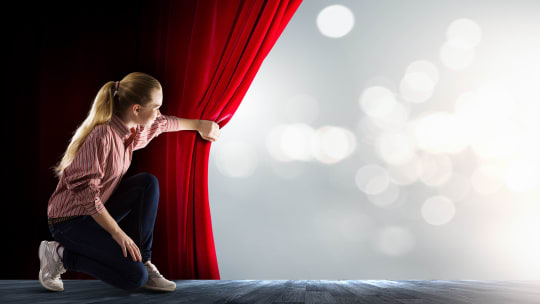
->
[51,71,162,179]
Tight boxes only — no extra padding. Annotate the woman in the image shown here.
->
[39,72,221,292]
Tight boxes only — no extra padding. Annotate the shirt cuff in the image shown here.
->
[86,197,105,215]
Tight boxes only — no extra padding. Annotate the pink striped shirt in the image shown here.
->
[47,112,181,219]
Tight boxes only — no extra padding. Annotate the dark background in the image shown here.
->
[5,0,162,279]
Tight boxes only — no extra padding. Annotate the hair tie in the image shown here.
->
[113,81,119,96]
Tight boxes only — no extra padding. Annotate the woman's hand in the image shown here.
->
[197,120,221,142]
[111,229,142,262]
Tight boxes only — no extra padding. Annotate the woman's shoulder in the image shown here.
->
[88,123,114,143]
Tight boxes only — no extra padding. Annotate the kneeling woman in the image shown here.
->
[39,72,221,292]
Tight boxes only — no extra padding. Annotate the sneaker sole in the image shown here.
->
[39,241,64,292]
[142,283,176,292]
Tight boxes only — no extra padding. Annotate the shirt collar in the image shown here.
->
[110,113,136,143]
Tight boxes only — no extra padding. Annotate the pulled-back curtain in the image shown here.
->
[135,0,303,279]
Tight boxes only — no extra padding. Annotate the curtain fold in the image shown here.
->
[135,0,303,279]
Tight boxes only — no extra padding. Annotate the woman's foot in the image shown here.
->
[142,260,176,292]
[39,240,67,291]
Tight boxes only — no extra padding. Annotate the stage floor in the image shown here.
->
[3,279,540,303]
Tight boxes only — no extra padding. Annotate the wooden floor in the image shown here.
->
[2,279,540,303]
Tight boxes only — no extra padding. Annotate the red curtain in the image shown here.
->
[134,0,303,279]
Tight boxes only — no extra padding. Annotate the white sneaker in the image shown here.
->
[142,260,176,292]
[39,240,67,291]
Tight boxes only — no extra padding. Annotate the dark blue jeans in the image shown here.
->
[48,172,160,291]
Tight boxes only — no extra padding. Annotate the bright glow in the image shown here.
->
[470,165,504,195]
[316,5,355,38]
[447,18,482,49]
[284,93,320,124]
[440,41,475,70]
[281,123,317,161]
[454,83,521,161]
[500,205,540,278]
[214,140,258,178]
[313,126,356,164]
[419,153,453,186]
[413,112,469,154]
[375,226,415,256]
[421,195,456,225]
[504,160,540,193]
[375,129,416,165]
[355,164,390,195]
[360,86,398,118]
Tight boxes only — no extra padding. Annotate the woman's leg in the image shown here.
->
[106,172,160,263]
[50,216,148,291]
[49,172,160,290]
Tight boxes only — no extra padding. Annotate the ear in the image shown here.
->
[132,104,142,114]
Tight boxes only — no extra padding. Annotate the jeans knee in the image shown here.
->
[139,173,159,192]
[122,264,148,291]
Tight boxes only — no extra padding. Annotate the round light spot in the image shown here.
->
[375,129,416,165]
[281,123,317,161]
[360,86,398,118]
[447,18,482,49]
[440,41,475,70]
[313,126,356,164]
[316,5,355,38]
[421,195,456,225]
[406,60,440,84]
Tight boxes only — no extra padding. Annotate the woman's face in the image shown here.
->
[138,89,163,127]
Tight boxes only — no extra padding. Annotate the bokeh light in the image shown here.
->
[316,5,355,38]
[447,18,483,49]
[440,41,475,70]
[421,195,456,226]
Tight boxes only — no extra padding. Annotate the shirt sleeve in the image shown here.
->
[63,126,110,216]
[132,113,182,151]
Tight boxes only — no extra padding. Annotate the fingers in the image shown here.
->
[129,243,142,262]
[124,242,142,262]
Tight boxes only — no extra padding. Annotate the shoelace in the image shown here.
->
[52,262,67,280]
[50,245,67,281]
[145,262,164,279]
